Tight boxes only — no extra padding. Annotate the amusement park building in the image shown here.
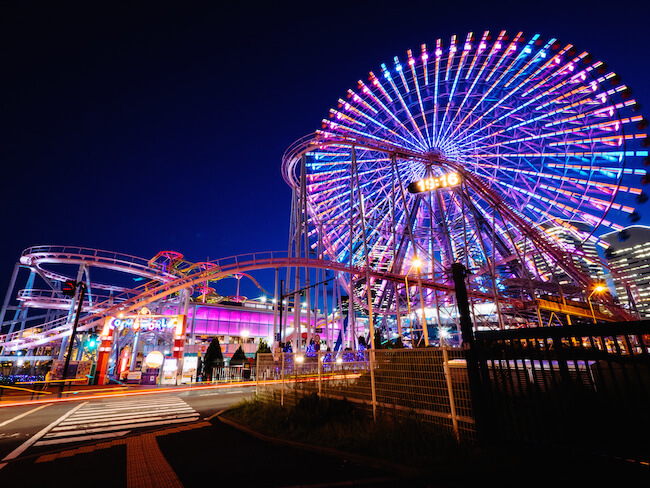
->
[0,246,339,381]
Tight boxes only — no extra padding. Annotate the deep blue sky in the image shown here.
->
[2,0,649,298]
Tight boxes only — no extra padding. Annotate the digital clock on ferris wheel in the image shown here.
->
[407,172,461,194]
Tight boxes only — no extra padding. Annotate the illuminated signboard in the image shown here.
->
[407,172,460,194]
[103,314,185,335]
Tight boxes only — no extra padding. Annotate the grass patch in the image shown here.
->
[222,393,481,469]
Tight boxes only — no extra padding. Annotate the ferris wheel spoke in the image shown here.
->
[449,36,551,144]
[284,30,647,313]
[383,57,427,145]
[355,79,427,150]
[437,32,505,145]
[436,33,475,144]
[474,114,644,154]
[445,33,527,141]
[455,42,586,146]
[408,47,431,144]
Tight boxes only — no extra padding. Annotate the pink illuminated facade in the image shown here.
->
[159,299,336,359]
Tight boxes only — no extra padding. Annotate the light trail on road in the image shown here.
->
[0,381,256,409]
[0,373,363,409]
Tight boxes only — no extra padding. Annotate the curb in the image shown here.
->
[215,412,427,479]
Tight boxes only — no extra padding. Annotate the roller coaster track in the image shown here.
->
[20,245,180,290]
[3,247,629,352]
[1,251,497,351]
[2,246,186,333]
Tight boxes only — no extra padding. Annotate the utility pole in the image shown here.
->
[451,263,488,445]
[60,280,86,397]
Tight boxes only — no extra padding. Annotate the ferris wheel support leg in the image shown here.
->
[272,267,279,349]
[301,154,312,348]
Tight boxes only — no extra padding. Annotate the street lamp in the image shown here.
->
[587,284,607,323]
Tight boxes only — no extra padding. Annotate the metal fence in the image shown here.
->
[475,321,650,461]
[256,348,477,443]
[256,319,650,461]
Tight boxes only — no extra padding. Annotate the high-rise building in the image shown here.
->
[517,222,606,286]
[544,223,606,284]
[601,225,650,319]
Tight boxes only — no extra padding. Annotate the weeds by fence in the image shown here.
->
[256,348,477,443]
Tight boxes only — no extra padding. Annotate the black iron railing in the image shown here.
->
[474,321,650,462]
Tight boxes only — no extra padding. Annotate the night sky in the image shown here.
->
[2,1,649,298]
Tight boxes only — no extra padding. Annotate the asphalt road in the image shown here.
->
[0,386,406,487]
[0,386,253,462]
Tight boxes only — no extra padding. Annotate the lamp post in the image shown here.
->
[588,285,607,324]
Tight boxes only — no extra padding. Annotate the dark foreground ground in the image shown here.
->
[1,410,647,488]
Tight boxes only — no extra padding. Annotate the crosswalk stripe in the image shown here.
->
[52,413,200,432]
[34,396,200,447]
[58,406,196,424]
[80,397,184,406]
[44,415,201,438]
[35,431,131,447]
[77,399,188,412]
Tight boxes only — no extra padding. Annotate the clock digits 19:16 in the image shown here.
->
[407,172,460,194]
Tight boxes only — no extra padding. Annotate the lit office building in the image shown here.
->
[517,222,606,286]
[544,223,606,284]
[601,226,650,319]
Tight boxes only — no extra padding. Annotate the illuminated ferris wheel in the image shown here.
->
[283,30,648,325]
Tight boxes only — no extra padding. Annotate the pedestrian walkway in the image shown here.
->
[2,413,404,487]
[34,395,200,447]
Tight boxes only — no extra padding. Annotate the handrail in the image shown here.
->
[0,384,52,395]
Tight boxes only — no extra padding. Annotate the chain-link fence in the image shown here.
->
[256,347,476,442]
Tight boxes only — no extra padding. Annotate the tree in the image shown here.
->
[230,345,247,367]
[202,337,224,381]
[373,329,383,349]
[255,339,271,362]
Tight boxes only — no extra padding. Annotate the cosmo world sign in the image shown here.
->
[102,308,185,335]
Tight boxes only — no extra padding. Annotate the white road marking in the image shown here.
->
[48,413,200,435]
[34,431,131,447]
[0,402,87,470]
[0,404,50,428]
[38,416,200,442]
[57,405,196,423]
[32,396,200,447]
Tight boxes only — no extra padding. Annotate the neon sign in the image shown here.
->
[102,313,185,336]
[111,316,174,332]
[407,172,460,193]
